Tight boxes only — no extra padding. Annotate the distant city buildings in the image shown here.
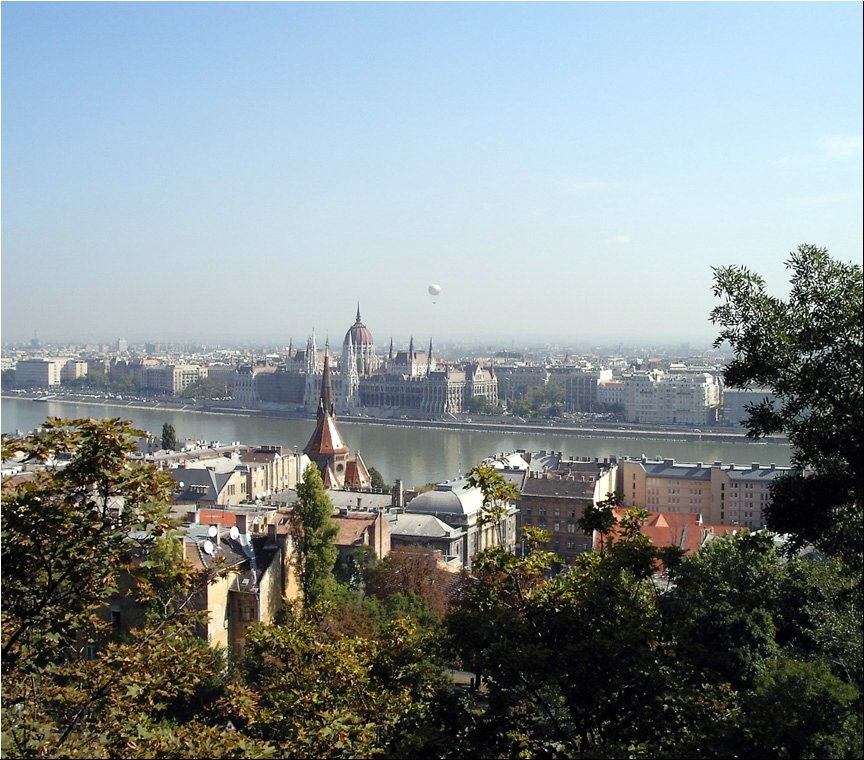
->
[2,309,771,428]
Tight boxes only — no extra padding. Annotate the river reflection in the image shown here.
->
[2,398,792,489]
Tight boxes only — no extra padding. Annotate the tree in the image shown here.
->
[1,417,255,758]
[220,612,448,759]
[577,491,620,552]
[367,546,453,619]
[292,464,339,608]
[2,417,177,673]
[464,463,519,547]
[368,465,390,493]
[711,244,863,564]
[160,422,177,451]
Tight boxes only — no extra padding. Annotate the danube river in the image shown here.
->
[1,398,792,489]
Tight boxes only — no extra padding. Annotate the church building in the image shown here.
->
[303,353,372,491]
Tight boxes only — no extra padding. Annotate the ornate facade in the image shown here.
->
[238,308,498,417]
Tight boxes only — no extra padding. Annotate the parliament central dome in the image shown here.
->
[344,305,374,348]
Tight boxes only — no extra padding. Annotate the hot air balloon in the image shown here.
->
[428,284,442,304]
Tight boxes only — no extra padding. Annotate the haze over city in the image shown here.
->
[2,2,862,345]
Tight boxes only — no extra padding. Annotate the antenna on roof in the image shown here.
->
[207,524,218,538]
[229,526,240,540]
[203,540,215,556]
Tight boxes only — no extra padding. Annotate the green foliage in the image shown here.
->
[445,511,864,758]
[292,464,339,608]
[1,417,230,758]
[711,244,863,564]
[577,491,620,551]
[508,383,565,419]
[367,546,453,619]
[334,543,378,592]
[465,463,519,547]
[160,422,177,451]
[740,658,862,759]
[219,612,448,758]
[178,376,231,400]
[467,396,501,415]
[447,519,669,756]
[1,418,178,674]
[368,465,391,493]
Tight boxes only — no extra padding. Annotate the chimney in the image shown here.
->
[392,479,404,509]
[235,513,248,535]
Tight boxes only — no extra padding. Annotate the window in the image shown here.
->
[110,607,121,628]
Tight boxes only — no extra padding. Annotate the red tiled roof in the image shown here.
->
[332,514,376,547]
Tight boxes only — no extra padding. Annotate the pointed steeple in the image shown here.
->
[319,353,335,419]
[356,302,362,324]
[408,336,414,357]
[388,337,394,360]
[427,338,434,375]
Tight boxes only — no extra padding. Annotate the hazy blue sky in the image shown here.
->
[2,1,862,346]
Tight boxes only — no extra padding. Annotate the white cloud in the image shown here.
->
[772,155,813,168]
[819,135,863,159]
[784,190,863,208]
[603,234,631,246]
[774,134,863,168]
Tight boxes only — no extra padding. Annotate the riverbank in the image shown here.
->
[2,390,789,446]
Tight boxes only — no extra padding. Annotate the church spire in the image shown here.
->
[318,353,335,419]
[356,302,362,324]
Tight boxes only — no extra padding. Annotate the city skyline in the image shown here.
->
[2,2,862,345]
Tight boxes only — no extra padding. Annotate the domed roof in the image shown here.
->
[344,305,375,347]
[406,479,486,517]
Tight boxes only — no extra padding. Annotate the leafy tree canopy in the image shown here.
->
[711,244,863,565]
[292,464,339,608]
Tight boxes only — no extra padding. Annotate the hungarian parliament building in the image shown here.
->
[234,307,498,418]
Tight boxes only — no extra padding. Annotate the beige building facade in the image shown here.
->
[617,456,791,530]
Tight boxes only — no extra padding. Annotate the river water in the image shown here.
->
[1,398,792,489]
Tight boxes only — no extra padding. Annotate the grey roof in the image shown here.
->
[725,465,790,482]
[406,478,486,516]
[642,462,712,480]
[171,468,233,501]
[521,477,596,499]
[389,512,465,540]
[326,490,393,511]
[183,524,248,571]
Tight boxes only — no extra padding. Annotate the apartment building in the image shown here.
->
[60,359,88,382]
[623,371,721,425]
[616,456,792,529]
[564,368,613,412]
[13,358,67,387]
[518,458,618,563]
[144,363,207,396]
